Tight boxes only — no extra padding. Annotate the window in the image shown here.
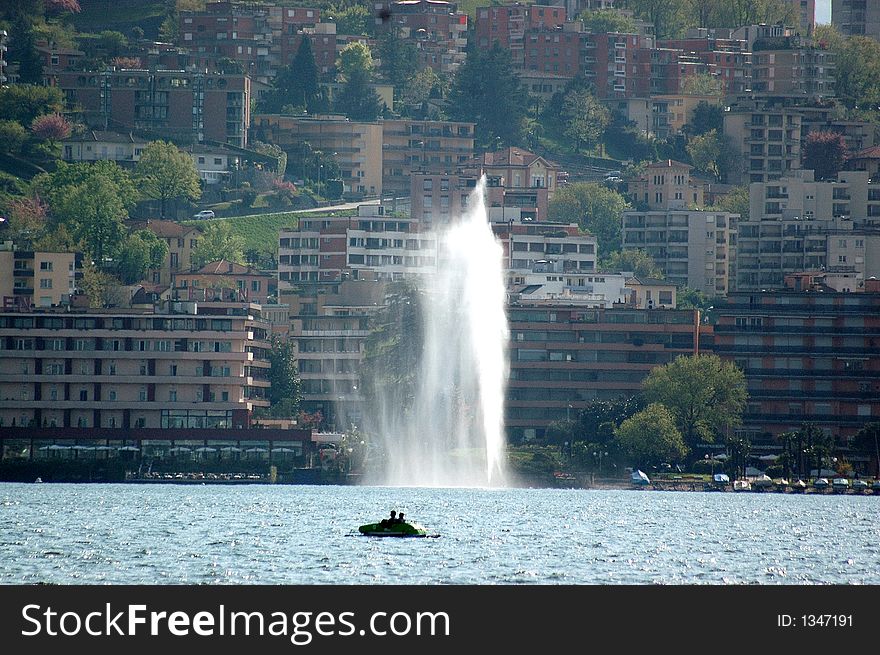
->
[39,278,52,289]
[40,261,53,271]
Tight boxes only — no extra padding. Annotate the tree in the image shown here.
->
[336,41,375,81]
[576,396,644,445]
[561,88,610,153]
[266,335,303,418]
[334,67,384,121]
[851,422,880,477]
[8,15,43,85]
[602,249,663,278]
[685,100,723,137]
[134,141,202,218]
[0,85,64,126]
[326,2,372,36]
[0,120,29,156]
[713,185,749,222]
[97,30,128,59]
[828,36,880,110]
[686,129,729,180]
[681,72,723,96]
[615,403,688,467]
[262,36,324,114]
[191,221,245,268]
[625,0,687,39]
[30,114,71,142]
[4,194,47,245]
[377,24,419,94]
[35,160,138,214]
[580,9,637,33]
[548,182,629,253]
[116,230,169,284]
[642,353,747,448]
[803,131,848,181]
[399,67,443,113]
[53,175,128,264]
[80,262,126,309]
[447,41,528,148]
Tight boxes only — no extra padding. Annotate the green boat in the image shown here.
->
[358,521,428,537]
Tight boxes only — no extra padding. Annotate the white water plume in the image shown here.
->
[368,177,509,487]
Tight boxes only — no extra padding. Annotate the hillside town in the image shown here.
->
[0,0,879,487]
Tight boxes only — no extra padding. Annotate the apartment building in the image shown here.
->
[284,277,387,430]
[650,95,721,140]
[506,303,703,440]
[0,246,82,310]
[659,32,752,95]
[832,0,880,40]
[381,119,475,198]
[173,260,276,304]
[475,3,567,66]
[492,219,598,284]
[723,97,803,185]
[712,284,880,445]
[0,301,271,431]
[179,1,321,84]
[738,169,880,291]
[375,1,469,74]
[750,42,834,97]
[278,204,437,286]
[0,30,7,86]
[253,114,383,198]
[627,159,704,210]
[58,68,251,147]
[469,147,562,221]
[622,209,738,296]
[132,219,201,287]
[35,39,85,87]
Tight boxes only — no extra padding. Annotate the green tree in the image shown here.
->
[851,422,880,477]
[686,129,727,180]
[576,396,644,445]
[602,249,663,278]
[447,41,527,148]
[713,185,749,221]
[266,335,303,418]
[80,261,126,309]
[615,403,688,467]
[561,88,610,153]
[8,15,43,84]
[336,41,375,80]
[580,9,637,33]
[803,131,848,181]
[830,36,880,110]
[116,230,169,284]
[399,67,443,113]
[334,67,384,121]
[56,176,127,263]
[0,84,64,126]
[685,100,723,136]
[642,353,747,448]
[97,30,128,59]
[134,141,202,218]
[681,72,723,96]
[377,24,419,95]
[263,36,325,114]
[624,0,687,39]
[326,2,372,36]
[191,221,245,268]
[35,160,138,212]
[548,182,629,254]
[0,120,29,156]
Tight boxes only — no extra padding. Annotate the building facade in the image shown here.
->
[0,301,271,431]
[832,0,880,40]
[712,286,880,445]
[0,246,82,310]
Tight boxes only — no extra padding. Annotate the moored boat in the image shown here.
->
[852,479,868,493]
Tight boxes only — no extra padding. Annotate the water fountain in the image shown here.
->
[367,177,509,487]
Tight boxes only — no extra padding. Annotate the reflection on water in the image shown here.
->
[1,483,878,584]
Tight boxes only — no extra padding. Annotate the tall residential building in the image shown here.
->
[375,1,469,74]
[492,219,598,284]
[0,246,82,310]
[712,285,880,449]
[750,42,834,98]
[622,209,738,296]
[58,68,251,147]
[832,0,880,40]
[253,114,383,198]
[0,301,271,431]
[738,169,880,291]
[278,204,437,286]
[506,303,703,440]
[179,2,321,84]
[284,277,387,431]
[788,0,816,34]
[723,97,803,185]
[0,30,8,86]
[380,119,475,198]
[659,32,752,95]
[475,3,567,67]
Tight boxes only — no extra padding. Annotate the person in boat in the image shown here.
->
[381,510,397,528]
[397,512,405,525]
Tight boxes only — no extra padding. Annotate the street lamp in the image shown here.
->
[593,450,608,474]
[706,453,714,478]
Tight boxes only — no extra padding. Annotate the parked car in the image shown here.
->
[193,210,215,220]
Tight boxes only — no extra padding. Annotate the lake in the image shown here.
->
[1,483,878,585]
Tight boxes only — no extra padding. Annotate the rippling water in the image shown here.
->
[1,483,877,585]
